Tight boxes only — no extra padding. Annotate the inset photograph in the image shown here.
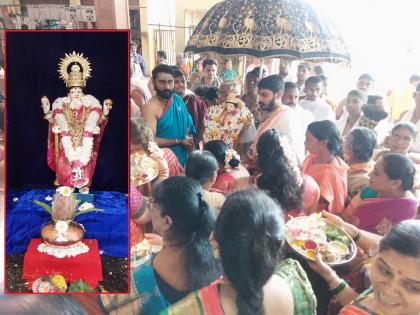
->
[5,30,129,293]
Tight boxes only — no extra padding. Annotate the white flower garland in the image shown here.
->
[38,241,89,258]
[52,94,101,167]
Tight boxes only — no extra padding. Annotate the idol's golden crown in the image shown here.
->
[58,51,91,88]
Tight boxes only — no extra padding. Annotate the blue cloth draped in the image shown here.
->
[156,94,196,166]
[6,189,128,257]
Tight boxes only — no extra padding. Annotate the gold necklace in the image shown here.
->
[63,105,88,147]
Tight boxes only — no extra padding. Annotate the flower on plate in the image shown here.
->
[56,186,73,197]
[45,195,53,201]
[55,221,69,234]
[78,202,94,211]
[13,197,18,202]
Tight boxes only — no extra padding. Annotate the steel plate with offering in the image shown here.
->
[285,213,356,266]
[130,239,162,267]
[130,152,159,186]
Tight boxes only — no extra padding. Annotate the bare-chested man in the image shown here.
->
[141,64,195,165]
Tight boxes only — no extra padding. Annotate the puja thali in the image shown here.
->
[130,153,159,186]
[130,239,161,267]
[285,213,357,266]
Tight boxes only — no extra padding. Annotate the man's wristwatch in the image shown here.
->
[175,139,179,144]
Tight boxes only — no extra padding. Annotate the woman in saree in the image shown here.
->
[373,122,420,196]
[132,177,222,315]
[131,117,183,179]
[373,122,417,162]
[343,127,377,197]
[302,120,349,213]
[185,150,226,214]
[309,212,420,315]
[162,190,317,315]
[342,153,418,235]
[203,140,250,194]
[256,129,320,217]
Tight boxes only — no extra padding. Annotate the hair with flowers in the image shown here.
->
[224,149,240,171]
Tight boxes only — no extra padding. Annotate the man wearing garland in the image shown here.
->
[41,52,112,192]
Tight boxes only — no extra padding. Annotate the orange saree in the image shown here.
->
[302,154,348,214]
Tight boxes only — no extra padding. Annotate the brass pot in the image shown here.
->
[41,220,85,247]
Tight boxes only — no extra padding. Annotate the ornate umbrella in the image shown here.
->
[184,0,350,65]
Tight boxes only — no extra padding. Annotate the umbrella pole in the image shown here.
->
[242,56,247,89]
[259,59,264,79]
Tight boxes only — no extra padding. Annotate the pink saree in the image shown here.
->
[353,197,418,235]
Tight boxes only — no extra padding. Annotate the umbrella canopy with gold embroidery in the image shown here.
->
[184,0,350,65]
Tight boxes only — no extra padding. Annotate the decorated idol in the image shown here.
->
[41,52,112,192]
[203,91,253,147]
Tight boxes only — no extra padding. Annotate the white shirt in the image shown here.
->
[300,98,335,122]
[269,105,306,163]
[400,109,420,152]
[295,104,314,132]
[336,111,393,145]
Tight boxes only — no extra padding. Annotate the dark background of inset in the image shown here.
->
[5,31,129,193]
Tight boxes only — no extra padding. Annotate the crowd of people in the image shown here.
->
[5,53,420,314]
[124,53,420,315]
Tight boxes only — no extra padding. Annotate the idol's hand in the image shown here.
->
[41,96,50,114]
[103,99,113,117]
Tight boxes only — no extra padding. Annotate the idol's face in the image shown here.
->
[69,87,83,99]
[218,84,231,104]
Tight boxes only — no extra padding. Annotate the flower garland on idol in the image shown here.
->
[52,95,102,188]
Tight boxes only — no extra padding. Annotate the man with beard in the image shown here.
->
[173,67,207,146]
[142,65,196,166]
[245,75,305,164]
